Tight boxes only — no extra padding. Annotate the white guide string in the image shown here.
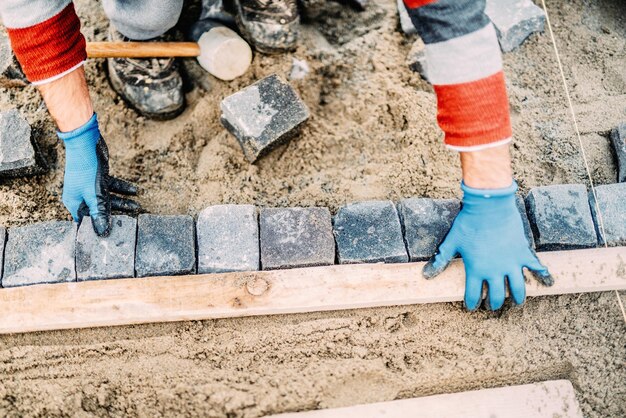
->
[539,0,626,324]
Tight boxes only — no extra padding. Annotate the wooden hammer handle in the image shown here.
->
[86,42,200,58]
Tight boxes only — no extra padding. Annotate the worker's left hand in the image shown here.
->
[423,181,553,310]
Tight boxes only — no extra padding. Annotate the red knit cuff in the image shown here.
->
[403,0,438,9]
[434,71,512,149]
[6,3,86,84]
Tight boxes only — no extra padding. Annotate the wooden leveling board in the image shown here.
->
[264,380,584,418]
[0,247,624,334]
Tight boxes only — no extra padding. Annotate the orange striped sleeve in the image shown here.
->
[433,71,512,149]
[404,0,438,8]
[5,3,86,84]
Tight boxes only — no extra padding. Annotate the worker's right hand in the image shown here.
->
[58,113,140,237]
[423,181,554,310]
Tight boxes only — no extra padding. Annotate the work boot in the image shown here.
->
[107,28,184,120]
[231,0,299,53]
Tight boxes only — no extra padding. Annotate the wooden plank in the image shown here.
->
[0,247,624,334]
[264,379,583,418]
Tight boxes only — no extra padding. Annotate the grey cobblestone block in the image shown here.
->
[610,123,626,183]
[260,207,334,270]
[220,74,310,163]
[2,221,76,287]
[334,200,408,264]
[76,216,137,281]
[0,32,11,76]
[588,183,626,247]
[485,0,546,52]
[0,31,26,83]
[526,184,597,250]
[0,226,5,284]
[397,0,417,35]
[0,109,37,177]
[135,215,196,277]
[397,198,460,262]
[197,204,259,273]
[516,195,535,249]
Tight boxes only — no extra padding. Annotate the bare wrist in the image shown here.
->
[460,144,513,189]
[36,66,94,132]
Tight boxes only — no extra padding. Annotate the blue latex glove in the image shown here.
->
[58,113,139,237]
[58,113,101,222]
[423,181,553,310]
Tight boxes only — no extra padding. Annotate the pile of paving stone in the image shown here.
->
[1,180,625,287]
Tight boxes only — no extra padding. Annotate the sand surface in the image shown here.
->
[0,0,625,416]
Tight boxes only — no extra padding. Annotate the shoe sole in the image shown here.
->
[106,59,186,121]
[234,6,298,54]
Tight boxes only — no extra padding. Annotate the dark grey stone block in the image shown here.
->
[0,226,5,284]
[0,109,38,178]
[220,74,310,163]
[397,198,460,262]
[260,207,334,270]
[485,0,545,52]
[135,215,196,277]
[0,32,11,76]
[397,0,416,35]
[610,123,626,183]
[197,204,259,273]
[516,195,535,249]
[2,221,76,287]
[526,184,597,250]
[334,200,408,264]
[0,31,26,83]
[76,215,137,281]
[588,183,626,247]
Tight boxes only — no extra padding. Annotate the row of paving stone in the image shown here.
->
[1,182,625,288]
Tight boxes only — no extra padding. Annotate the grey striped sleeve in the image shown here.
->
[406,0,491,44]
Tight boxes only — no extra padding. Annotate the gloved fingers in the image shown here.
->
[527,268,554,287]
[523,254,554,287]
[423,252,455,279]
[84,194,111,237]
[91,214,112,237]
[507,270,526,306]
[77,201,90,222]
[109,177,138,196]
[464,274,484,311]
[422,236,458,279]
[111,195,141,213]
[485,277,506,311]
[61,194,81,222]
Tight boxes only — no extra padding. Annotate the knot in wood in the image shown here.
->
[246,276,269,296]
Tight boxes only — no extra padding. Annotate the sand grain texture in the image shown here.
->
[0,0,625,416]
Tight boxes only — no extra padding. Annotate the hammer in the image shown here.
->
[86,24,252,81]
